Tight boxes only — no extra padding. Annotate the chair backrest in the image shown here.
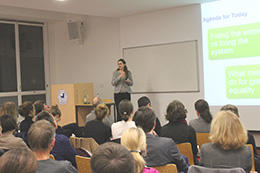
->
[196,133,210,149]
[70,137,99,153]
[153,164,177,173]
[246,144,255,171]
[75,155,92,173]
[70,136,81,149]
[177,142,194,165]
[188,165,246,173]
[49,154,55,160]
[81,137,99,153]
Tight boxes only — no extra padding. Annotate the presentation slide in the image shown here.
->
[201,0,260,106]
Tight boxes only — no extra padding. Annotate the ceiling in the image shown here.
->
[0,0,216,18]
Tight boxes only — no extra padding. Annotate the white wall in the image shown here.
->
[48,16,120,99]
[120,5,204,125]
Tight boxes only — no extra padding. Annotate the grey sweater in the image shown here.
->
[111,70,133,93]
[189,116,211,133]
[200,143,252,173]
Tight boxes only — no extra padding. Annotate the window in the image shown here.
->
[0,21,48,106]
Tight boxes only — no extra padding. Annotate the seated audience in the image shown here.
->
[200,111,252,173]
[133,107,188,172]
[84,104,111,144]
[0,148,37,173]
[121,127,159,173]
[0,114,28,152]
[91,142,135,173]
[189,99,212,133]
[161,100,198,163]
[34,100,46,115]
[221,104,260,172]
[220,104,239,116]
[86,96,112,127]
[18,101,35,140]
[49,105,62,123]
[50,105,82,137]
[111,100,136,139]
[28,120,78,173]
[0,101,18,122]
[137,96,162,136]
[36,111,78,168]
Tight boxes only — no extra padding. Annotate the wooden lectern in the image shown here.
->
[51,83,94,126]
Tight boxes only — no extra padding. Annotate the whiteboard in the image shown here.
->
[123,40,199,93]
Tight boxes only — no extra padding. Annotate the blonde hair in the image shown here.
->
[0,102,17,121]
[95,104,109,121]
[210,111,247,150]
[121,127,146,173]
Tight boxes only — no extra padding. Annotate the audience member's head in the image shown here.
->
[93,96,103,107]
[137,96,151,108]
[0,148,37,173]
[49,105,61,123]
[165,100,187,122]
[194,99,212,123]
[220,104,239,117]
[34,100,45,115]
[91,142,135,173]
[95,104,109,121]
[119,100,133,121]
[121,127,146,173]
[0,114,17,133]
[133,107,156,133]
[0,101,17,121]
[18,101,35,119]
[210,111,247,150]
[27,120,56,152]
[35,111,57,128]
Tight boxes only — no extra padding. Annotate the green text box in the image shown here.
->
[226,64,260,98]
[208,23,260,60]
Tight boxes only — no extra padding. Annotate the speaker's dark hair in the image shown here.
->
[117,58,129,79]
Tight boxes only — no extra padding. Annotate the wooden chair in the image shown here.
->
[196,133,210,149]
[49,154,55,160]
[153,164,178,173]
[69,136,81,149]
[177,142,194,165]
[75,155,92,173]
[70,137,99,153]
[247,144,255,171]
[80,137,99,153]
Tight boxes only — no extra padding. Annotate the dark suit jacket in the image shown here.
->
[144,133,188,172]
[161,121,198,159]
[154,118,162,136]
